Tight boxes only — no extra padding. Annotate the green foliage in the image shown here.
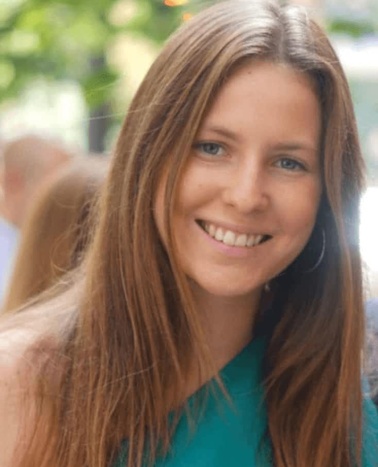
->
[328,19,376,38]
[125,0,182,43]
[0,0,184,107]
[1,0,377,127]
[82,66,119,108]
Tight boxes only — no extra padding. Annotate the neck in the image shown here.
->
[173,284,263,404]
[191,282,262,370]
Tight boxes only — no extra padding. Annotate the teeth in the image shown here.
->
[246,236,253,247]
[235,234,247,247]
[223,230,236,246]
[201,222,266,248]
[215,228,224,241]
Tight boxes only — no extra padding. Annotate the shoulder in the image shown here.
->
[0,308,66,467]
[0,326,41,466]
[0,297,76,466]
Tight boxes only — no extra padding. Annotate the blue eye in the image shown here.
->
[276,158,305,171]
[194,142,225,157]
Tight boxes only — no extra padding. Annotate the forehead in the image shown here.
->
[213,59,318,108]
[200,60,321,147]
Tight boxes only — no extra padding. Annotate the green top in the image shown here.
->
[115,337,378,467]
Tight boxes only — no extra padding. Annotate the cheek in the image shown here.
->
[153,163,193,252]
[284,183,322,235]
[297,198,322,240]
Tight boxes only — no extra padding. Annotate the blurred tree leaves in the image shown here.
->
[1,0,377,108]
[1,0,377,150]
[325,0,378,38]
[328,19,376,38]
[0,0,184,106]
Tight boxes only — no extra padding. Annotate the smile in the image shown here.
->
[198,221,271,248]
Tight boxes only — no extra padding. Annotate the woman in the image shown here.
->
[0,1,377,466]
[2,158,107,313]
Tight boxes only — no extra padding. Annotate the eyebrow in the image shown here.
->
[200,125,240,142]
[200,125,318,153]
[273,142,319,153]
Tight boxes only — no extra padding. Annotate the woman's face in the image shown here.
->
[154,61,322,306]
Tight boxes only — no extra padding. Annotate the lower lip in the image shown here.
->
[196,223,265,258]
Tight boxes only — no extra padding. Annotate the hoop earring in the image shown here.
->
[303,228,326,274]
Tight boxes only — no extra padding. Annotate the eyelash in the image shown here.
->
[275,158,306,172]
[193,141,308,172]
[193,141,226,157]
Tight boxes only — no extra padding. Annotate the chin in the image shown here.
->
[190,279,263,302]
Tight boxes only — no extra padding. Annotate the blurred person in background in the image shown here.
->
[0,143,19,303]
[2,158,107,313]
[0,134,72,301]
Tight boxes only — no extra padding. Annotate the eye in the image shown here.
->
[275,158,306,171]
[193,141,226,157]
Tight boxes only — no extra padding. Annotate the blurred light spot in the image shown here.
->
[108,0,138,26]
[182,12,193,21]
[0,30,40,55]
[334,37,378,79]
[0,0,27,13]
[164,0,189,6]
[108,34,158,103]
[0,80,87,150]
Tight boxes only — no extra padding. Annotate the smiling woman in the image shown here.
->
[153,62,322,305]
[0,1,377,467]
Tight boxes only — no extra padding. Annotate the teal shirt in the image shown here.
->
[115,338,378,466]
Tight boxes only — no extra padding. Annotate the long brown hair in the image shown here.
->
[2,158,107,313]
[5,1,366,466]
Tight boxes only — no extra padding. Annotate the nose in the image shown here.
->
[222,161,269,214]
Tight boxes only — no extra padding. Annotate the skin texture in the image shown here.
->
[154,61,322,356]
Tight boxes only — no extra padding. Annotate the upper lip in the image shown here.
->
[197,219,272,237]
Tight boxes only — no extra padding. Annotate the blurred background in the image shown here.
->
[0,0,377,296]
